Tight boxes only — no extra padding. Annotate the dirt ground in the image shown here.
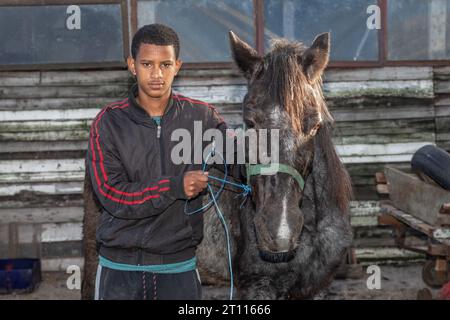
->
[0,263,442,300]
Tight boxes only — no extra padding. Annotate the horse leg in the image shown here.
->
[289,208,352,299]
[237,276,278,300]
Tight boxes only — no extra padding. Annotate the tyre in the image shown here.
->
[411,145,450,190]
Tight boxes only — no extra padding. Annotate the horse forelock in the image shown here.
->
[262,39,333,135]
[262,39,351,212]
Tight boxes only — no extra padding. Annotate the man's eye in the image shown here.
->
[143,63,151,67]
[163,63,172,68]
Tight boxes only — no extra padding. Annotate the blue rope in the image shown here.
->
[184,149,251,300]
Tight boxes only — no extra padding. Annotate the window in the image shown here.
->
[264,0,379,61]
[387,0,450,61]
[0,0,128,70]
[136,0,255,63]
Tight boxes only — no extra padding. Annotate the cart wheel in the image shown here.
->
[422,259,448,288]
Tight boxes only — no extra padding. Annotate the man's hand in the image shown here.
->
[183,171,209,199]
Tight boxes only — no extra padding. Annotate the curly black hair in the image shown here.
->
[131,24,180,59]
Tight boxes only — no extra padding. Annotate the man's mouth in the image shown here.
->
[149,82,164,89]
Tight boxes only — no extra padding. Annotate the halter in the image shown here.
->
[242,122,306,191]
[246,163,305,190]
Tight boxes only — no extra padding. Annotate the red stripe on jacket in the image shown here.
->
[90,99,170,204]
[173,94,225,122]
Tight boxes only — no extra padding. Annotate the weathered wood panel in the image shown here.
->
[0,66,445,267]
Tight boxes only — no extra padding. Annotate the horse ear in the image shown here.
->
[301,32,330,82]
[229,31,261,80]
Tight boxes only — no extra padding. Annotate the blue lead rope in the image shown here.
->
[184,149,251,300]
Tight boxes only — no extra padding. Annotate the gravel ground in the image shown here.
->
[0,264,441,300]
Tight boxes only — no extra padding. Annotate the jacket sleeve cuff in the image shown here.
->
[168,174,188,200]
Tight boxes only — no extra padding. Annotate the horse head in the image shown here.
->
[229,31,334,263]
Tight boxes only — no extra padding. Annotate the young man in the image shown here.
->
[86,24,243,299]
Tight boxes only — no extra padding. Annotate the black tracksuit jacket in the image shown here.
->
[86,84,244,265]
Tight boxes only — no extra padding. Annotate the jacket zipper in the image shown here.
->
[158,121,166,174]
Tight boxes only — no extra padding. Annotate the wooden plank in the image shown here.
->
[0,98,110,111]
[433,228,450,243]
[0,85,129,99]
[0,182,82,196]
[0,159,84,173]
[0,120,92,133]
[173,86,247,104]
[0,130,89,142]
[385,167,450,226]
[333,133,435,144]
[355,247,425,263]
[0,171,84,184]
[41,241,82,259]
[440,203,450,215]
[0,141,87,153]
[436,106,450,118]
[40,70,130,86]
[336,142,433,157]
[375,172,387,184]
[0,71,40,86]
[376,184,389,195]
[0,108,99,122]
[41,257,84,272]
[0,207,83,224]
[437,133,450,143]
[435,80,450,94]
[434,66,450,77]
[381,204,450,246]
[0,197,83,210]
[177,68,241,78]
[332,105,435,122]
[324,67,433,82]
[41,222,82,243]
[174,76,246,87]
[335,118,435,135]
[351,215,378,227]
[0,104,239,123]
[324,80,434,99]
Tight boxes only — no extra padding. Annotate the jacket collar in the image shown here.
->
[128,83,176,126]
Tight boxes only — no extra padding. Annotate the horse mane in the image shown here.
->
[316,123,353,213]
[265,38,353,213]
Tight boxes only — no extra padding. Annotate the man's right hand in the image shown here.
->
[183,171,209,199]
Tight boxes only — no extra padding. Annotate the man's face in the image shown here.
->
[128,43,182,99]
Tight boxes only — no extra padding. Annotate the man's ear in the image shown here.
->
[127,56,136,76]
[229,31,261,80]
[301,32,330,82]
[174,59,183,76]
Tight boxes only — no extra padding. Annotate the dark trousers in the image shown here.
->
[95,265,202,300]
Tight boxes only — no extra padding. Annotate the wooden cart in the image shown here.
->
[376,166,450,288]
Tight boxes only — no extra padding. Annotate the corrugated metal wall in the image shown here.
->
[0,66,448,270]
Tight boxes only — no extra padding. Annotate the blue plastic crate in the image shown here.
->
[0,259,42,294]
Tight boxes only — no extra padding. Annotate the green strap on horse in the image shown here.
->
[246,163,305,190]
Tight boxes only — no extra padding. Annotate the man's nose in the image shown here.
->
[151,66,163,78]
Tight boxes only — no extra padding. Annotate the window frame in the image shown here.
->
[0,0,130,71]
[132,0,450,69]
[1,0,448,70]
